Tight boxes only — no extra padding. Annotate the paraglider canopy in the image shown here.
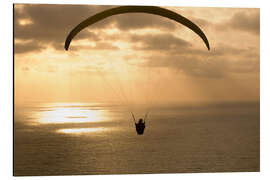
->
[65,6,210,51]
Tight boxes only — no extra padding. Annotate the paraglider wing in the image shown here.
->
[65,6,210,51]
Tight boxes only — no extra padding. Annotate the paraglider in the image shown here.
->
[135,119,145,135]
[131,112,146,135]
[64,6,210,135]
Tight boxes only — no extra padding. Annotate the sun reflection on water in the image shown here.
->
[56,127,107,134]
[25,102,121,135]
[35,103,108,124]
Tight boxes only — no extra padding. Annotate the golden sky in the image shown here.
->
[14,4,260,105]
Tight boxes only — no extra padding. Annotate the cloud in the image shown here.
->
[14,4,114,53]
[15,4,259,56]
[51,31,102,51]
[190,17,211,29]
[126,31,259,59]
[141,42,259,79]
[129,33,191,52]
[227,58,259,74]
[112,13,177,31]
[215,9,260,35]
[14,41,45,54]
[229,10,260,35]
[14,4,260,80]
[14,4,181,54]
[144,54,227,78]
[69,41,120,51]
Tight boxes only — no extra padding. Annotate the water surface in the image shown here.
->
[14,102,260,176]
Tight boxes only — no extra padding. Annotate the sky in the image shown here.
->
[14,4,260,105]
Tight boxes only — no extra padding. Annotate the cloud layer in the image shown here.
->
[14,4,260,103]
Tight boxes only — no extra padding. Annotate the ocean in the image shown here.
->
[14,102,260,176]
